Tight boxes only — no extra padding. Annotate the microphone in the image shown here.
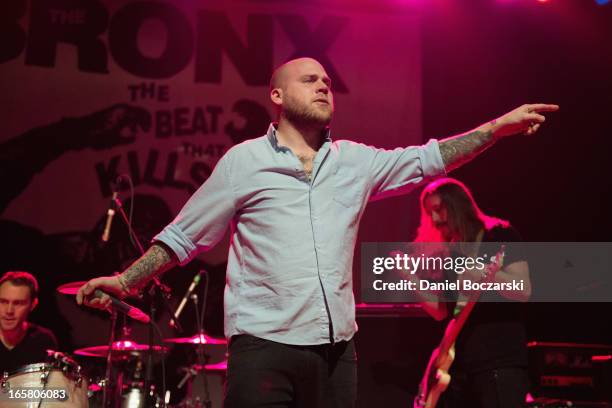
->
[101,191,118,242]
[170,270,205,328]
[93,289,151,323]
[47,350,78,367]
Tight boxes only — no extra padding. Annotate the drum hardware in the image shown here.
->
[59,183,235,406]
[173,356,227,408]
[74,341,168,358]
[40,364,50,384]
[172,289,216,408]
[163,334,226,346]
[60,277,227,408]
[52,184,174,406]
[57,281,88,295]
[111,191,172,408]
[0,354,89,408]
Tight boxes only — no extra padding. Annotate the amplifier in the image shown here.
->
[528,341,612,402]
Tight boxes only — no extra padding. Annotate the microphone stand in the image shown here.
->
[192,291,211,408]
[112,194,174,407]
[144,285,158,406]
[102,310,117,408]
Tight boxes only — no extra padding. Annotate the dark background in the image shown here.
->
[356,0,612,404]
[419,0,612,344]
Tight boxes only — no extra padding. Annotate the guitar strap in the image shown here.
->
[452,229,485,317]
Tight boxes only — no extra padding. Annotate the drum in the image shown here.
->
[88,372,163,408]
[121,385,163,408]
[0,359,89,407]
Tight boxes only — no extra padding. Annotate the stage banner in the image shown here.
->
[0,0,422,303]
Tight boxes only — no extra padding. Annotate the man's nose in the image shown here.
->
[317,82,329,94]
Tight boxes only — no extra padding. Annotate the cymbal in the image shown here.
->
[164,333,227,346]
[187,360,228,372]
[74,340,168,357]
[57,281,87,295]
[204,360,227,372]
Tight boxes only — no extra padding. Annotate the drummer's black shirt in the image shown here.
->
[0,323,58,374]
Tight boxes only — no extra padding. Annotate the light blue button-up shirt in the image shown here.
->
[155,124,446,345]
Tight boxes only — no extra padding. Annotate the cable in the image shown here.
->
[115,174,137,251]
[125,175,136,250]
[150,320,167,407]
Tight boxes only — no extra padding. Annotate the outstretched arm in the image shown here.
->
[77,149,238,310]
[76,243,176,309]
[439,103,559,172]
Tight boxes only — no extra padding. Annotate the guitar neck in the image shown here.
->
[438,301,476,352]
[437,247,504,353]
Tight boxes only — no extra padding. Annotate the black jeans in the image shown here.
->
[439,367,529,408]
[224,335,357,408]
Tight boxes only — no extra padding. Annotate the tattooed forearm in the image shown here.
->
[118,243,176,295]
[438,128,495,172]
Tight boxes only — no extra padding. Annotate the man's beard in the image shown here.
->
[282,97,332,128]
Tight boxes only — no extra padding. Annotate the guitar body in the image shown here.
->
[414,344,455,408]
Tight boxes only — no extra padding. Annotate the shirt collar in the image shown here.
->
[266,123,332,153]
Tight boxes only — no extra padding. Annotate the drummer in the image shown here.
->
[0,271,58,373]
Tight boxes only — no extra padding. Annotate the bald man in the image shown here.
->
[77,58,558,407]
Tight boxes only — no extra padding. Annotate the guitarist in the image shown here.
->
[413,178,532,408]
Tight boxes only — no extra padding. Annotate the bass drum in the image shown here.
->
[0,361,89,408]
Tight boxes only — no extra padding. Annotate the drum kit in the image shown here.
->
[1,190,227,407]
[0,281,227,408]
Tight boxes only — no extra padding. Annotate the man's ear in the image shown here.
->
[30,297,38,312]
[270,88,283,108]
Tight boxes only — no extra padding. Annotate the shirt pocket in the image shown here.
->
[333,165,365,209]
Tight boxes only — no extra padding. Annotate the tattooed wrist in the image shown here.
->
[117,274,131,295]
[120,244,175,294]
[439,129,495,172]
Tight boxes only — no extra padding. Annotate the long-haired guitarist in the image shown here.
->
[413,178,532,408]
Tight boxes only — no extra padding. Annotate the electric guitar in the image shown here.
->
[413,247,505,408]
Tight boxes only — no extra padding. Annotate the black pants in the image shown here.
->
[439,367,528,408]
[224,335,357,408]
